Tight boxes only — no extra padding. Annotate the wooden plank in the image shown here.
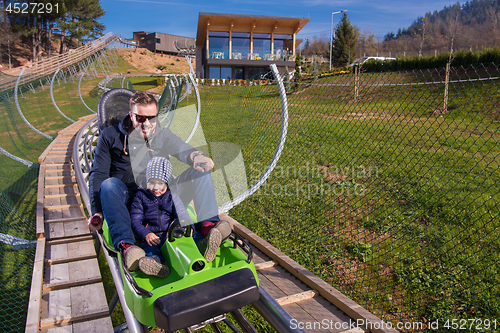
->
[46,155,73,159]
[36,163,46,237]
[340,328,365,333]
[45,165,72,169]
[46,234,93,246]
[47,289,71,317]
[70,283,110,319]
[249,245,270,266]
[297,297,366,333]
[45,253,97,266]
[72,317,113,333]
[45,194,79,199]
[45,220,92,239]
[39,138,62,163]
[62,221,91,238]
[45,176,75,180]
[44,207,85,222]
[276,290,318,306]
[48,323,73,332]
[45,163,71,167]
[255,260,278,271]
[45,184,78,189]
[69,259,101,281]
[283,303,332,333]
[43,277,102,292]
[45,158,72,164]
[40,309,109,328]
[25,238,46,333]
[258,265,310,296]
[45,204,82,210]
[46,243,69,261]
[45,217,86,224]
[256,271,287,300]
[46,222,66,239]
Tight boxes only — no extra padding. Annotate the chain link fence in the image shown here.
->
[198,63,500,331]
[1,57,498,331]
[0,47,118,332]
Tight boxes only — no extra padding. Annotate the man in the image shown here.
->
[88,91,231,273]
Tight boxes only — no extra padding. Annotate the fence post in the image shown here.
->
[443,62,450,114]
[354,66,360,101]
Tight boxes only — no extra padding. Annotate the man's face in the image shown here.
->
[129,103,158,139]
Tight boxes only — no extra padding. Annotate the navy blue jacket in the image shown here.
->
[130,187,192,241]
[88,114,197,215]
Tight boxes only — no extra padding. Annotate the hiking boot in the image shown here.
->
[138,256,170,278]
[214,220,232,243]
[198,228,222,262]
[121,242,145,272]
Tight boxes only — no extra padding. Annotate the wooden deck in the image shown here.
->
[26,115,113,333]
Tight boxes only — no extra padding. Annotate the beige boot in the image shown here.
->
[198,228,222,262]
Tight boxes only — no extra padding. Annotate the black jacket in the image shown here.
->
[89,115,197,215]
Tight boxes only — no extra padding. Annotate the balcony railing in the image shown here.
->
[209,50,295,61]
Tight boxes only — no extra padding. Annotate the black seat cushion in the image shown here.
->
[97,88,135,131]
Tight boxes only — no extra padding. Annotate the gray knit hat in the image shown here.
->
[146,157,172,184]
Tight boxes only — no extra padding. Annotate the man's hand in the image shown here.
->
[88,212,103,231]
[192,154,214,172]
[145,233,160,246]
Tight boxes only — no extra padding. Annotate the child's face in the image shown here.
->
[147,178,168,196]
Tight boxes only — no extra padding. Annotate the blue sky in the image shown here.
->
[101,0,457,42]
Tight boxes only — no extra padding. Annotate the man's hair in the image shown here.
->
[129,91,158,111]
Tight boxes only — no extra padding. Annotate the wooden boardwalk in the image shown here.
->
[26,115,113,333]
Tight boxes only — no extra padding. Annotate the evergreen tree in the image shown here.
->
[57,0,105,53]
[332,12,357,67]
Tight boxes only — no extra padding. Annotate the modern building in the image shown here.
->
[133,31,196,55]
[196,13,309,79]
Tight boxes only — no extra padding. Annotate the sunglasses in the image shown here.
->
[132,113,157,123]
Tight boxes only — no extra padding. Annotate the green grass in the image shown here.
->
[2,56,500,332]
[197,74,500,331]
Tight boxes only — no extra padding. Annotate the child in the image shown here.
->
[130,157,232,277]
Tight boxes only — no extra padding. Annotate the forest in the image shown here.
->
[0,0,105,67]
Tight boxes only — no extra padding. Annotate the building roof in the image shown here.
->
[196,12,310,46]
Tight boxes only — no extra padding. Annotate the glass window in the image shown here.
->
[254,33,270,39]
[248,67,268,80]
[273,34,292,60]
[209,31,229,59]
[232,33,250,59]
[221,67,232,80]
[209,31,229,37]
[234,68,244,80]
[253,38,270,59]
[233,32,250,38]
[209,66,221,79]
[209,66,232,79]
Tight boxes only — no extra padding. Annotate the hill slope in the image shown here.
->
[383,0,500,53]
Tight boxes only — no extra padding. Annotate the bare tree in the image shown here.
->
[358,28,379,57]
[419,16,427,57]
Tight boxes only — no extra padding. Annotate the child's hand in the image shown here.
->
[145,233,160,246]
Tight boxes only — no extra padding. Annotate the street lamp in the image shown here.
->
[330,10,346,71]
